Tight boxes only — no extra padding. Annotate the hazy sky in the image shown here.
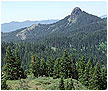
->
[1,1,107,23]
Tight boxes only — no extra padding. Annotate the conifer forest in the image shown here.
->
[1,6,107,90]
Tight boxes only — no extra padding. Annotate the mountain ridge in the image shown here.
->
[1,7,107,65]
[1,7,106,42]
[2,19,59,33]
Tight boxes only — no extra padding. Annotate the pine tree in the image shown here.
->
[40,57,47,76]
[69,54,78,79]
[89,63,101,90]
[59,77,65,90]
[3,46,25,80]
[14,47,26,79]
[59,50,73,78]
[83,58,93,87]
[3,46,14,79]
[100,65,107,90]
[29,54,40,77]
[87,59,94,89]
[77,56,87,84]
[46,57,54,77]
[53,58,60,78]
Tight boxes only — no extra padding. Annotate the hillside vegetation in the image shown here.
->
[1,7,107,90]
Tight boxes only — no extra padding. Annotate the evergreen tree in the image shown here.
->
[29,54,40,77]
[90,63,101,90]
[83,58,93,87]
[87,59,94,89]
[3,46,25,80]
[3,46,13,79]
[59,77,65,90]
[40,57,47,76]
[59,50,73,78]
[46,57,54,77]
[69,54,78,79]
[14,47,26,79]
[77,56,86,84]
[100,65,107,90]
[53,58,60,78]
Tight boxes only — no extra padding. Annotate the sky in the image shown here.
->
[1,1,107,23]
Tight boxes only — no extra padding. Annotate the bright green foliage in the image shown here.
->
[16,79,29,90]
[65,80,70,90]
[99,42,107,50]
[68,77,75,90]
[89,63,101,90]
[59,77,65,90]
[1,73,8,90]
[46,57,54,77]
[100,65,107,90]
[53,58,60,78]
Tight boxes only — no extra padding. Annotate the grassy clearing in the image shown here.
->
[6,75,87,90]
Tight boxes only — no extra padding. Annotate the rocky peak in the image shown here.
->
[71,7,82,16]
[68,7,82,23]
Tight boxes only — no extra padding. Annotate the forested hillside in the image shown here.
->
[1,7,107,90]
[1,19,58,32]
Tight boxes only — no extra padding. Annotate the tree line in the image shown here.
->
[1,46,107,90]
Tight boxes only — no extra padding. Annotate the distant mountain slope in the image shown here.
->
[2,7,106,42]
[1,19,59,32]
[1,7,107,65]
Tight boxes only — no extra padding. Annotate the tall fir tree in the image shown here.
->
[69,54,78,79]
[83,58,93,87]
[89,63,101,90]
[3,46,13,79]
[29,54,40,77]
[3,46,25,80]
[53,58,60,78]
[59,50,74,78]
[46,57,54,77]
[14,47,26,79]
[40,57,47,76]
[100,65,107,90]
[76,56,87,84]
[87,59,94,89]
